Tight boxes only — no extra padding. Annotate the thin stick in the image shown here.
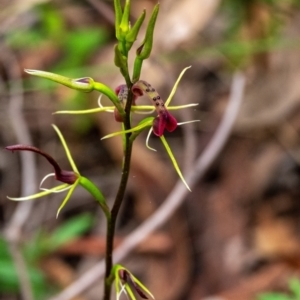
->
[2,46,37,300]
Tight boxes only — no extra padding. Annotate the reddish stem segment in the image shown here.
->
[5,145,78,184]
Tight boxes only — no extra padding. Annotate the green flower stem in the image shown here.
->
[114,45,131,86]
[132,57,143,83]
[79,176,111,220]
[103,86,134,300]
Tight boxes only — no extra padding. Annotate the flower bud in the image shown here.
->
[25,69,95,92]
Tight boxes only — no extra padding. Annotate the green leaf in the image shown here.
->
[55,28,108,70]
[160,135,191,191]
[288,277,300,298]
[0,234,54,297]
[0,257,48,297]
[48,213,94,251]
[257,293,292,300]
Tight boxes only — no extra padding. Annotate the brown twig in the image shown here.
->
[2,46,37,300]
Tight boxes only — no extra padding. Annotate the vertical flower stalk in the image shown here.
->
[7,0,176,299]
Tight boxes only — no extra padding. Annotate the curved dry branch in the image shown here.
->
[2,46,37,300]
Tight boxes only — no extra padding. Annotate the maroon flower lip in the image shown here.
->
[152,110,177,136]
[5,145,78,184]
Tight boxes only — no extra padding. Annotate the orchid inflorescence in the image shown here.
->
[6,1,200,299]
[24,66,198,191]
[6,125,109,219]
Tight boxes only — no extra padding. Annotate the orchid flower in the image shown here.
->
[25,67,198,191]
[53,67,198,120]
[114,265,154,300]
[101,67,199,191]
[6,125,109,218]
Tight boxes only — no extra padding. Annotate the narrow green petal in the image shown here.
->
[7,184,70,201]
[131,105,154,111]
[24,69,94,92]
[125,284,136,300]
[101,118,153,140]
[160,135,191,191]
[130,273,155,299]
[167,103,199,110]
[54,107,115,115]
[56,180,79,218]
[52,125,79,174]
[165,66,191,106]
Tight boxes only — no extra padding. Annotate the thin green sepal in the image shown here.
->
[159,135,191,191]
[7,184,70,201]
[165,66,191,106]
[52,124,79,173]
[54,106,115,115]
[56,179,80,218]
[101,117,154,141]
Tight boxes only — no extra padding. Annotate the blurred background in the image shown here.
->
[1,0,300,299]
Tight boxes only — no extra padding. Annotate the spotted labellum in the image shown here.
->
[132,80,177,136]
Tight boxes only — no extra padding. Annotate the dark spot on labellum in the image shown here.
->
[146,88,150,92]
[156,102,159,106]
[153,97,157,101]
[151,88,155,92]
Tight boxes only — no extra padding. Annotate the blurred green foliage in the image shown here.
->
[258,277,300,300]
[0,213,94,298]
[7,1,109,78]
